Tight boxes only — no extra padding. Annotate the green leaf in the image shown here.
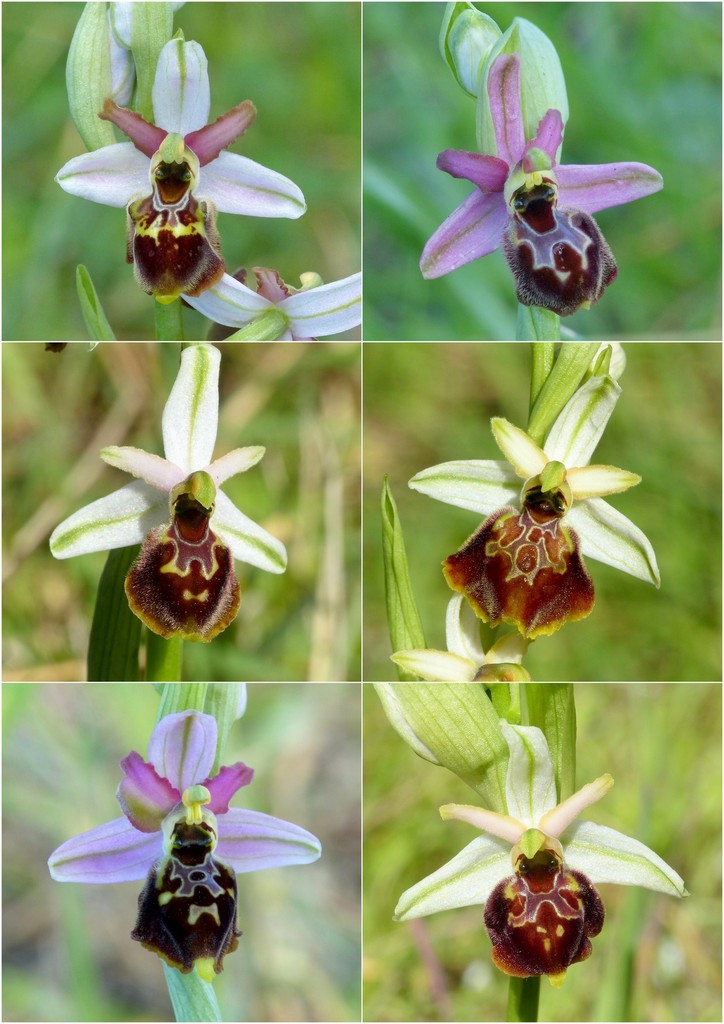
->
[381,477,425,678]
[76,265,116,341]
[162,962,221,1023]
[87,546,141,681]
[375,683,509,810]
[146,633,183,682]
[524,683,576,800]
[526,342,598,445]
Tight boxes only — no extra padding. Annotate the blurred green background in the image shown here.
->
[3,2,360,341]
[2,682,361,1022]
[363,342,721,682]
[3,342,360,681]
[363,682,722,1022]
[364,2,722,340]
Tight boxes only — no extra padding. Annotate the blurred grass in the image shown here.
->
[363,682,722,1022]
[3,342,360,681]
[2,682,361,1022]
[362,342,722,682]
[363,2,722,340]
[3,2,360,341]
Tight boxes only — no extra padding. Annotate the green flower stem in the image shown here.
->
[507,976,540,1022]
[162,962,221,1023]
[146,633,183,682]
[529,342,555,414]
[87,546,141,681]
[155,298,185,341]
[516,304,560,342]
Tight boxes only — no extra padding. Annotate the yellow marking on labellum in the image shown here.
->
[188,903,221,927]
[183,588,209,602]
[159,891,174,906]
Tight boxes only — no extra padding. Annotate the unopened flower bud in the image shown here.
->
[439,2,501,98]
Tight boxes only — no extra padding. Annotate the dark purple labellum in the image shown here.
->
[127,165,225,301]
[125,503,240,642]
[503,181,617,316]
[132,819,240,977]
[443,503,594,638]
[484,850,604,984]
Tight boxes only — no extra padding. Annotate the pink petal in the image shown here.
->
[420,190,508,279]
[147,711,217,793]
[48,816,162,883]
[437,150,509,193]
[523,109,564,169]
[487,53,524,167]
[204,762,255,814]
[556,162,664,214]
[185,101,257,166]
[215,807,321,873]
[116,751,180,832]
[99,99,166,158]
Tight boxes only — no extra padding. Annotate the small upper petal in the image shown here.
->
[391,649,476,682]
[49,480,167,559]
[55,143,150,208]
[282,273,362,339]
[213,489,287,574]
[215,807,321,873]
[100,446,184,491]
[152,38,210,135]
[206,447,266,487]
[185,101,257,166]
[116,751,180,832]
[204,762,255,815]
[556,161,663,215]
[524,108,564,167]
[147,711,217,794]
[487,53,524,167]
[199,150,306,218]
[48,815,161,883]
[420,190,508,279]
[162,343,220,473]
[491,418,548,478]
[539,774,614,839]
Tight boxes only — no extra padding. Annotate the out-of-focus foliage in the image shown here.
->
[2,682,361,1022]
[364,2,721,340]
[363,342,721,682]
[3,2,360,341]
[363,682,722,1022]
[3,342,360,681]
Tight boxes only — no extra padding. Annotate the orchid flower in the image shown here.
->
[56,36,305,302]
[421,52,663,316]
[185,267,362,340]
[49,344,286,643]
[395,721,686,988]
[410,371,659,638]
[392,594,530,681]
[48,710,321,981]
